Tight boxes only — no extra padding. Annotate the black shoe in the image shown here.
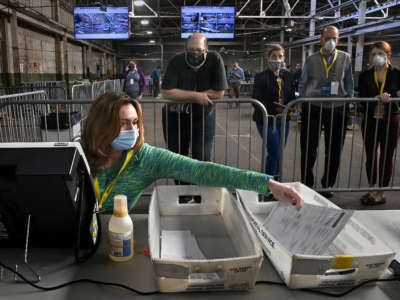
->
[320,191,334,198]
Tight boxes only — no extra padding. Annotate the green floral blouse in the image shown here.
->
[94,143,272,212]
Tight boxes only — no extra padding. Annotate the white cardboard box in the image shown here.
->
[148,185,263,293]
[237,182,395,289]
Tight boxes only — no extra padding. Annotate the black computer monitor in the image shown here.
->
[0,142,98,250]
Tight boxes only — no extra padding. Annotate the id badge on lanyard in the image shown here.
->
[321,81,339,96]
[321,49,339,96]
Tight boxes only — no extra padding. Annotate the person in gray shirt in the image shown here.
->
[299,25,354,198]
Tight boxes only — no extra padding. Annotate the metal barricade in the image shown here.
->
[113,79,122,93]
[71,83,93,119]
[21,81,68,100]
[104,80,114,93]
[0,85,67,101]
[0,96,268,175]
[92,81,105,100]
[279,97,400,193]
[0,91,48,142]
[138,98,268,174]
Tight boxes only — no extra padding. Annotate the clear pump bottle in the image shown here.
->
[108,195,134,262]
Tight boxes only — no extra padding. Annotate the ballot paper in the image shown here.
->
[263,202,354,255]
[161,230,206,259]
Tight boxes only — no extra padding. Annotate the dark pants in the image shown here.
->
[256,118,290,178]
[162,106,216,162]
[361,114,400,186]
[153,80,160,97]
[229,82,241,98]
[300,104,348,188]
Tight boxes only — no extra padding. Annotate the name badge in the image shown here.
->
[331,81,339,95]
[321,81,331,96]
[130,79,134,85]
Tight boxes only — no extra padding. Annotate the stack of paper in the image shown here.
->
[161,230,206,260]
[263,202,354,255]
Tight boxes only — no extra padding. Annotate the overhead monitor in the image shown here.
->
[74,6,130,40]
[181,6,235,39]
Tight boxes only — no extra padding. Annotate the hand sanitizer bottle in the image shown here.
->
[108,195,134,262]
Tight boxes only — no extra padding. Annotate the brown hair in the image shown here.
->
[82,92,145,175]
[266,44,285,59]
[371,41,392,65]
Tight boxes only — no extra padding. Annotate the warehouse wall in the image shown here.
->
[0,2,117,87]
[68,42,83,81]
[18,26,57,81]
[0,19,4,85]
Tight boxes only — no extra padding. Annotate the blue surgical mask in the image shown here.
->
[111,129,139,151]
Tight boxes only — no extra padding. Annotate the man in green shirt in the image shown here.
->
[161,33,228,165]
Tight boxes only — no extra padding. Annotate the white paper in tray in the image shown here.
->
[161,230,206,260]
[263,202,354,255]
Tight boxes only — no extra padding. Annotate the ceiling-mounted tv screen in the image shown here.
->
[181,6,235,39]
[74,7,130,40]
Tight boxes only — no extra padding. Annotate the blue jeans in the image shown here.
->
[256,118,290,178]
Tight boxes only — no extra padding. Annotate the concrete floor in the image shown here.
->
[132,99,400,213]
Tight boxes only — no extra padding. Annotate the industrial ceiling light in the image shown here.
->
[141,19,149,25]
[149,40,155,43]
[134,1,145,6]
[146,31,153,35]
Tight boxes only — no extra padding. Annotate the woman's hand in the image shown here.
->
[268,179,304,210]
[378,92,390,103]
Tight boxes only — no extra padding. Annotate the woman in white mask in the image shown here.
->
[357,41,400,205]
[82,92,304,212]
[251,44,296,186]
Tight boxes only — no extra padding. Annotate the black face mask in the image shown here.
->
[186,52,205,67]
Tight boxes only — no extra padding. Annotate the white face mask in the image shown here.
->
[372,54,386,67]
[269,60,283,71]
[324,39,336,53]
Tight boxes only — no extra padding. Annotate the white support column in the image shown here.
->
[347,36,353,59]
[309,0,316,54]
[302,45,307,67]
[280,6,285,43]
[355,0,366,74]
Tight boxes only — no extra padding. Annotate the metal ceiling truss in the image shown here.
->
[287,16,400,47]
[315,0,399,29]
[126,0,400,49]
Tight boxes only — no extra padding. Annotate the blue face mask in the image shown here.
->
[111,129,139,151]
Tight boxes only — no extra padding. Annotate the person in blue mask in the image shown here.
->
[252,44,296,183]
[123,60,146,100]
[82,92,304,213]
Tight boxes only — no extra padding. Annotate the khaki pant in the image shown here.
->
[229,82,240,108]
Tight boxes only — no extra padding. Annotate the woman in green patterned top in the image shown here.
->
[82,92,304,212]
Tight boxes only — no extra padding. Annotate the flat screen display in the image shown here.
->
[181,6,235,39]
[74,6,130,40]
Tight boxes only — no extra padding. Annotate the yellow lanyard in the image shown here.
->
[373,66,388,95]
[277,77,282,98]
[320,49,338,79]
[94,149,135,208]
